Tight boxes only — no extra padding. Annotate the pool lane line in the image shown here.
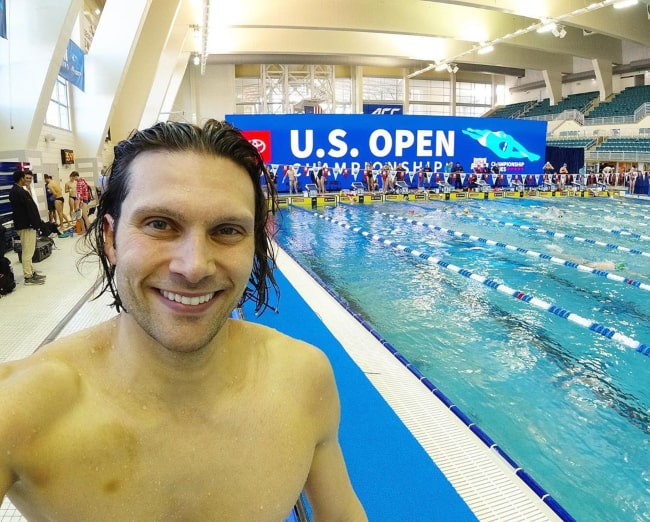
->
[563,200,649,221]
[466,202,650,242]
[410,202,650,259]
[370,210,650,292]
[304,209,650,357]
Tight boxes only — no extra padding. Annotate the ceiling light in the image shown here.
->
[192,53,200,66]
[447,64,459,74]
[478,44,494,54]
[613,0,638,8]
[551,25,567,38]
[434,63,448,71]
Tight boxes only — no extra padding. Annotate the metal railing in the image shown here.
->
[524,109,584,125]
[585,150,650,162]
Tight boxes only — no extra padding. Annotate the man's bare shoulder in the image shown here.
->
[232,319,334,376]
[0,320,116,442]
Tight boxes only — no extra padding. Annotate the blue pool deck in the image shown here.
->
[0,235,567,521]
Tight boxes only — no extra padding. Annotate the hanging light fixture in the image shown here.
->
[551,25,567,38]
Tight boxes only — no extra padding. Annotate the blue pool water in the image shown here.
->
[273,196,650,522]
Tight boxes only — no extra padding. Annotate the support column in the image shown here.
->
[450,70,456,116]
[402,69,409,114]
[542,69,562,105]
[72,0,152,157]
[593,58,613,101]
[354,66,364,114]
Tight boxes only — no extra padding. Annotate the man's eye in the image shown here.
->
[146,219,169,231]
[218,226,241,236]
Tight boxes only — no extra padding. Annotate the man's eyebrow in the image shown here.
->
[131,205,254,224]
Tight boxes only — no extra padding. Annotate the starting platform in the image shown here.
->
[289,194,338,207]
[271,185,623,208]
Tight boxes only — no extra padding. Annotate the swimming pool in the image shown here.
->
[274,196,650,522]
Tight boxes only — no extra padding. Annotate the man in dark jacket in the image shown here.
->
[9,170,46,285]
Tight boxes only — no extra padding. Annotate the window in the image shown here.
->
[46,77,71,130]
[334,78,352,113]
[363,77,403,102]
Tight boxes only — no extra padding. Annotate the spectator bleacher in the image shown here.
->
[546,137,596,148]
[591,136,650,152]
[525,91,599,118]
[586,85,650,120]
[487,100,531,118]
[522,98,551,117]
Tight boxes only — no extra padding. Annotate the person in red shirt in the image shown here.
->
[73,171,94,232]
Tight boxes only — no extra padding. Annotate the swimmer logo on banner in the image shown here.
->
[227,114,547,190]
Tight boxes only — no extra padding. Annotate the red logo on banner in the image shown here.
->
[241,130,271,162]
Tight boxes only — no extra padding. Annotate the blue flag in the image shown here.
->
[0,0,7,40]
[59,40,85,91]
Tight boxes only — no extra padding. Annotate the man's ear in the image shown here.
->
[104,214,117,265]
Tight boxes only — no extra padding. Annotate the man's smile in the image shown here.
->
[160,290,216,306]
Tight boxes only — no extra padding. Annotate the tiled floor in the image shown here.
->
[0,235,561,521]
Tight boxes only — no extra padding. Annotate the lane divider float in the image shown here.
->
[410,202,650,258]
[370,210,650,292]
[303,208,650,357]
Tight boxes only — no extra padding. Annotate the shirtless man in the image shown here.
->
[0,120,366,521]
[282,164,298,194]
[64,171,78,218]
[44,174,69,226]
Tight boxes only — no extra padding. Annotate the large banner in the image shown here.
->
[226,114,547,191]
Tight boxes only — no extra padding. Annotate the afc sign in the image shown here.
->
[363,103,403,115]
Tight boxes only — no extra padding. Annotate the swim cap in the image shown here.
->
[616,262,625,271]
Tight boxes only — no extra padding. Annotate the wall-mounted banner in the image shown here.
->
[363,103,403,115]
[59,39,85,91]
[0,0,6,39]
[227,114,547,190]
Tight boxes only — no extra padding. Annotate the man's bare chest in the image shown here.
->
[10,399,314,521]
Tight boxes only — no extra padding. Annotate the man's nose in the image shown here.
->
[169,232,217,283]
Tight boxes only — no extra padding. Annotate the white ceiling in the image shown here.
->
[201,0,650,77]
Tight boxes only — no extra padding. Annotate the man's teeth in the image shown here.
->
[161,290,215,306]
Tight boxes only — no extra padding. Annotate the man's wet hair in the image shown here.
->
[82,119,279,315]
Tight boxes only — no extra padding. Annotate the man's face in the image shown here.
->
[104,150,256,354]
[24,174,33,187]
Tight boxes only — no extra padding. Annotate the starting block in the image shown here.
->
[438,180,452,194]
[304,183,318,197]
[395,181,409,195]
[350,182,365,195]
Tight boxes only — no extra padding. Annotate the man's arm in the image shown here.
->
[0,358,81,501]
[302,353,367,522]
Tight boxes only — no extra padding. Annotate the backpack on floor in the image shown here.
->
[0,256,16,296]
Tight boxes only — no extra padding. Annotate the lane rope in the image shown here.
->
[411,202,650,258]
[368,209,650,292]
[467,201,650,242]
[301,208,650,357]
